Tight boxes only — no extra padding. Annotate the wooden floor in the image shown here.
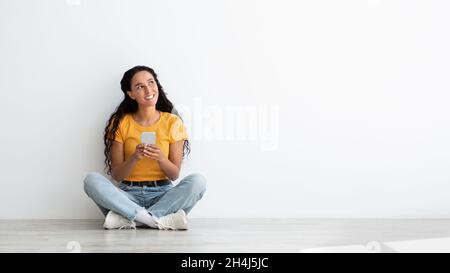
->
[1,219,450,252]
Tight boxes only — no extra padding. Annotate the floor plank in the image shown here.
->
[1,219,450,252]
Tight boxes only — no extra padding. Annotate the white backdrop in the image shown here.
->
[1,0,450,219]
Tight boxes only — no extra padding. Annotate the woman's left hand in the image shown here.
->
[143,144,165,162]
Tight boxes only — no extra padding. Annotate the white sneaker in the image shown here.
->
[156,210,188,230]
[103,210,136,230]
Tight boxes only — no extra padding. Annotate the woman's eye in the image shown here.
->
[137,86,142,89]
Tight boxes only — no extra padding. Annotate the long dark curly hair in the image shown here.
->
[103,65,190,176]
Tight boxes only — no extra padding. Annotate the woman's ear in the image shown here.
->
[127,91,135,100]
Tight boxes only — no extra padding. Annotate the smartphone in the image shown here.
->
[141,132,156,144]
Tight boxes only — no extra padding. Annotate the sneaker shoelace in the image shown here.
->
[157,214,181,230]
[118,220,136,230]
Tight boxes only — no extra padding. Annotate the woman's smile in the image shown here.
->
[145,94,156,100]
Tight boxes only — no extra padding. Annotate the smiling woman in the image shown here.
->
[83,66,207,231]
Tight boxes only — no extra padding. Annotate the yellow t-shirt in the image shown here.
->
[113,111,188,181]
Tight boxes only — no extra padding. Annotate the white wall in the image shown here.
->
[1,0,450,219]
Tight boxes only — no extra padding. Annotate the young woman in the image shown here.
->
[83,65,206,230]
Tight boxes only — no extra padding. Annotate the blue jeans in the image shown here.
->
[83,172,207,220]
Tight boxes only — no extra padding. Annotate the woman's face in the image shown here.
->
[127,71,159,107]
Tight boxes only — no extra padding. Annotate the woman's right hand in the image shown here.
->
[132,143,147,161]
